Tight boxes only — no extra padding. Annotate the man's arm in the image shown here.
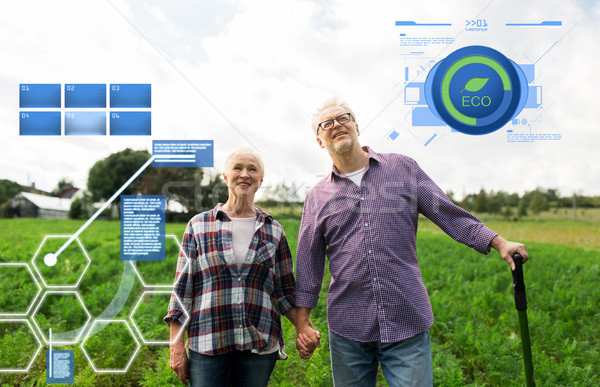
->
[292,307,321,359]
[490,235,529,271]
[412,160,530,268]
[169,322,188,386]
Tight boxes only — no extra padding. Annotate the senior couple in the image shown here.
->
[164,98,529,387]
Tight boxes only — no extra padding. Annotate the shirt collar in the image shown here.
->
[329,146,382,181]
[214,203,273,222]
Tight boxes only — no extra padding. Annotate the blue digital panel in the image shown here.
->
[411,107,445,126]
[19,84,61,108]
[195,146,215,167]
[19,112,61,135]
[525,86,542,108]
[46,350,74,384]
[388,130,400,141]
[152,140,214,167]
[109,112,151,135]
[404,82,426,105]
[519,64,535,84]
[121,195,165,261]
[65,112,106,135]
[110,84,151,108]
[64,84,106,108]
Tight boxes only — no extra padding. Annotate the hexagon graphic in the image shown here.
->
[0,319,43,372]
[32,235,91,288]
[81,319,141,373]
[31,291,91,345]
[0,263,42,316]
[130,234,187,288]
[130,290,189,345]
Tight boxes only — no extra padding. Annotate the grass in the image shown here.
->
[0,214,599,386]
[419,208,600,251]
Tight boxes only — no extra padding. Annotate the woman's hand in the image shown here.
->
[170,342,189,386]
[296,322,321,359]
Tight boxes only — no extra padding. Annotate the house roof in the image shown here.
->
[57,186,80,199]
[15,192,72,212]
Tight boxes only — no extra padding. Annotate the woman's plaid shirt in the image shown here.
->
[164,204,296,356]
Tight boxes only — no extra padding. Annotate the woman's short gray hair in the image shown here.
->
[311,97,356,136]
[224,147,265,178]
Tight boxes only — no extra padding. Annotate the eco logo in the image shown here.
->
[425,45,528,135]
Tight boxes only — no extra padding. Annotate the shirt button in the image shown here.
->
[378,305,382,309]
[237,277,241,281]
[368,250,372,254]
[364,223,368,227]
[360,197,365,201]
[373,277,377,281]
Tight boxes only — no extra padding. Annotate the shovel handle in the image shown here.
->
[512,253,527,311]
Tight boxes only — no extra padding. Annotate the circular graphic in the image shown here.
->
[44,253,57,267]
[425,46,528,135]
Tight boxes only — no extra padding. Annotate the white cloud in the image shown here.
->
[0,0,598,200]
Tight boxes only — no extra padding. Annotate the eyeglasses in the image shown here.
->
[317,113,354,133]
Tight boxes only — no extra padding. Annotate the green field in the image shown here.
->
[0,215,599,386]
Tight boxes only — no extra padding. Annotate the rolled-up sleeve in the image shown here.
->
[164,221,198,325]
[295,194,327,309]
[273,230,296,315]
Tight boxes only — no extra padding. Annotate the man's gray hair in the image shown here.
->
[224,147,265,178]
[311,97,357,136]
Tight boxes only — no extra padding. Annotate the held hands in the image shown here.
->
[296,320,322,359]
[169,342,189,386]
[491,235,529,271]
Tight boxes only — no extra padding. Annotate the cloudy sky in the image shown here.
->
[1,0,599,201]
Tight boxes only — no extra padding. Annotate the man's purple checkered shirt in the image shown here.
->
[296,146,497,343]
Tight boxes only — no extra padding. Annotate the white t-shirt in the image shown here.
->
[231,216,281,355]
[230,217,256,269]
[344,167,365,186]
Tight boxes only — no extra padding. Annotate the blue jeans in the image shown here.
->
[188,349,278,387]
[329,330,433,387]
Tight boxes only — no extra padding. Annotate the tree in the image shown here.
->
[0,179,22,205]
[197,172,228,211]
[506,193,520,207]
[87,149,152,201]
[518,199,528,217]
[69,191,94,219]
[51,178,74,196]
[474,189,489,213]
[502,206,514,221]
[460,193,476,211]
[488,190,504,215]
[139,167,203,212]
[528,191,548,217]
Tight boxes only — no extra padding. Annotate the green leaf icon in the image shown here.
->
[460,77,489,93]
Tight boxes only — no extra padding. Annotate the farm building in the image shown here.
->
[11,192,73,219]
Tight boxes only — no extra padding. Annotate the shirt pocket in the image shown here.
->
[197,246,228,278]
[254,240,276,269]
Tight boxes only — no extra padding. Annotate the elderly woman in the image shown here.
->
[164,147,319,387]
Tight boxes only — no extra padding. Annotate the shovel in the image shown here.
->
[512,253,535,386]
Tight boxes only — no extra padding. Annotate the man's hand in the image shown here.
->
[285,307,322,359]
[296,321,322,359]
[491,235,529,271]
[170,342,188,386]
[292,308,322,359]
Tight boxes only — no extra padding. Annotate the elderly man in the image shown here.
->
[294,98,529,386]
